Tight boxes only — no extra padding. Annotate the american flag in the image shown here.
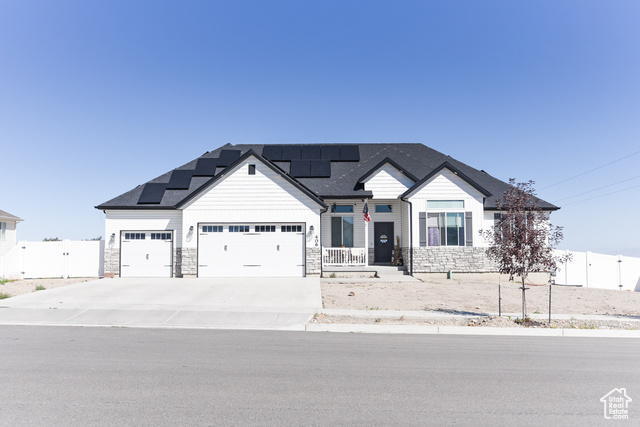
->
[363,200,371,222]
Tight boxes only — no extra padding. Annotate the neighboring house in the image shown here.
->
[96,143,558,278]
[0,210,23,257]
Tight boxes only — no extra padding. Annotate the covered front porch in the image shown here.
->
[320,198,407,267]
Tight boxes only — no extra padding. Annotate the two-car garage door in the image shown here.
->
[198,223,305,277]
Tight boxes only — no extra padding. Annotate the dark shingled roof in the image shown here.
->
[95,143,558,211]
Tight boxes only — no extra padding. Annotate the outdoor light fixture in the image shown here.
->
[309,225,314,234]
[189,226,194,232]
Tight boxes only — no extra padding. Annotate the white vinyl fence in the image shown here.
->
[553,250,640,292]
[0,240,104,280]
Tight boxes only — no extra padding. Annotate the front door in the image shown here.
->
[374,222,394,263]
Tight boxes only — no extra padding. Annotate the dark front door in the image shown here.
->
[374,222,394,263]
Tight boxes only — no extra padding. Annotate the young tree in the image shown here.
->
[481,179,570,320]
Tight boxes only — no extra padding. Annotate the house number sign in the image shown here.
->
[379,234,388,244]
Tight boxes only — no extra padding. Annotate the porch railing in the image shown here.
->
[322,247,367,267]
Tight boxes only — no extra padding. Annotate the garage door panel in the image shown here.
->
[120,232,173,278]
[198,224,304,277]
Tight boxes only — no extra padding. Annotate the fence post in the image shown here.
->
[585,251,591,288]
[548,284,552,324]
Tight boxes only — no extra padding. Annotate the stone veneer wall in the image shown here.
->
[404,247,497,273]
[104,248,119,277]
[306,247,321,275]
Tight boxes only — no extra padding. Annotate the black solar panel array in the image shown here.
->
[193,158,218,176]
[138,183,167,204]
[261,145,360,178]
[167,170,194,190]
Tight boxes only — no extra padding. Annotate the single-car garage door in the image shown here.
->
[198,224,305,277]
[120,231,173,278]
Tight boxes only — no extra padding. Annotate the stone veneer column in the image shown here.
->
[180,248,198,277]
[103,247,120,278]
[306,247,321,275]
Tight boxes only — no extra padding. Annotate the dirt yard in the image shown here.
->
[321,274,640,317]
[0,278,95,298]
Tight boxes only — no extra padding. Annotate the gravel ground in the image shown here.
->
[0,278,95,298]
[311,314,640,330]
[322,276,640,316]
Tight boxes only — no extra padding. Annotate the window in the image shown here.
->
[427,213,464,246]
[375,204,393,213]
[124,233,146,240]
[248,164,256,175]
[331,216,354,247]
[427,200,464,209]
[202,225,223,233]
[255,225,276,232]
[229,225,249,232]
[150,232,171,240]
[0,222,5,241]
[331,205,353,213]
[281,225,302,233]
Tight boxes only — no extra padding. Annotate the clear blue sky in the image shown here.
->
[2,1,639,256]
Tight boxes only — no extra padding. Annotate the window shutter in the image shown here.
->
[419,212,426,247]
[465,212,473,246]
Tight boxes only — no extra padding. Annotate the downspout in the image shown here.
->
[401,197,413,276]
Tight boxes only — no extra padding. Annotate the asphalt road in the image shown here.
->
[0,326,637,426]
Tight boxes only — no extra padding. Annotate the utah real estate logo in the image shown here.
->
[600,388,632,420]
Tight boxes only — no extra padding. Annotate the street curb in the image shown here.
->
[305,323,640,337]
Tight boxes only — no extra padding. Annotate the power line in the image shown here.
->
[553,175,640,202]
[540,148,640,190]
[561,183,640,207]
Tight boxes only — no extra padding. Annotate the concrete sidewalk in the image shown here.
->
[308,308,640,337]
[0,277,322,331]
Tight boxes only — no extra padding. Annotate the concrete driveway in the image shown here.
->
[0,277,321,330]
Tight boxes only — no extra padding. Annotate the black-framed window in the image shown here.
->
[331,205,353,213]
[255,225,276,232]
[229,225,249,232]
[202,225,223,233]
[281,225,302,232]
[331,216,354,247]
[248,164,256,175]
[375,204,393,213]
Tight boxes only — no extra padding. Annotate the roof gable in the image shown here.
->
[401,161,492,199]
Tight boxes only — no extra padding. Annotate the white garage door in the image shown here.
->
[120,231,173,278]
[198,224,305,277]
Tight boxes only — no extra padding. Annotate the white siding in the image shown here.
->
[407,169,485,247]
[0,220,18,257]
[363,164,415,199]
[182,156,321,249]
[321,199,405,250]
[105,210,183,250]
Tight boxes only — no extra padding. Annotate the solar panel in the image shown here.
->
[282,145,302,161]
[262,145,283,161]
[301,145,321,160]
[138,183,167,204]
[167,170,194,190]
[321,145,341,161]
[217,150,241,167]
[193,158,218,176]
[310,160,331,177]
[289,160,311,177]
[340,145,360,161]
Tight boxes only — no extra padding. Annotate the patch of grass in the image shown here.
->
[534,310,541,314]
[367,306,381,310]
[329,273,337,278]
[35,285,47,291]
[374,318,381,323]
[0,277,15,285]
[0,292,11,299]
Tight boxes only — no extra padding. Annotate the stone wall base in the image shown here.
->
[306,247,321,275]
[406,246,497,273]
